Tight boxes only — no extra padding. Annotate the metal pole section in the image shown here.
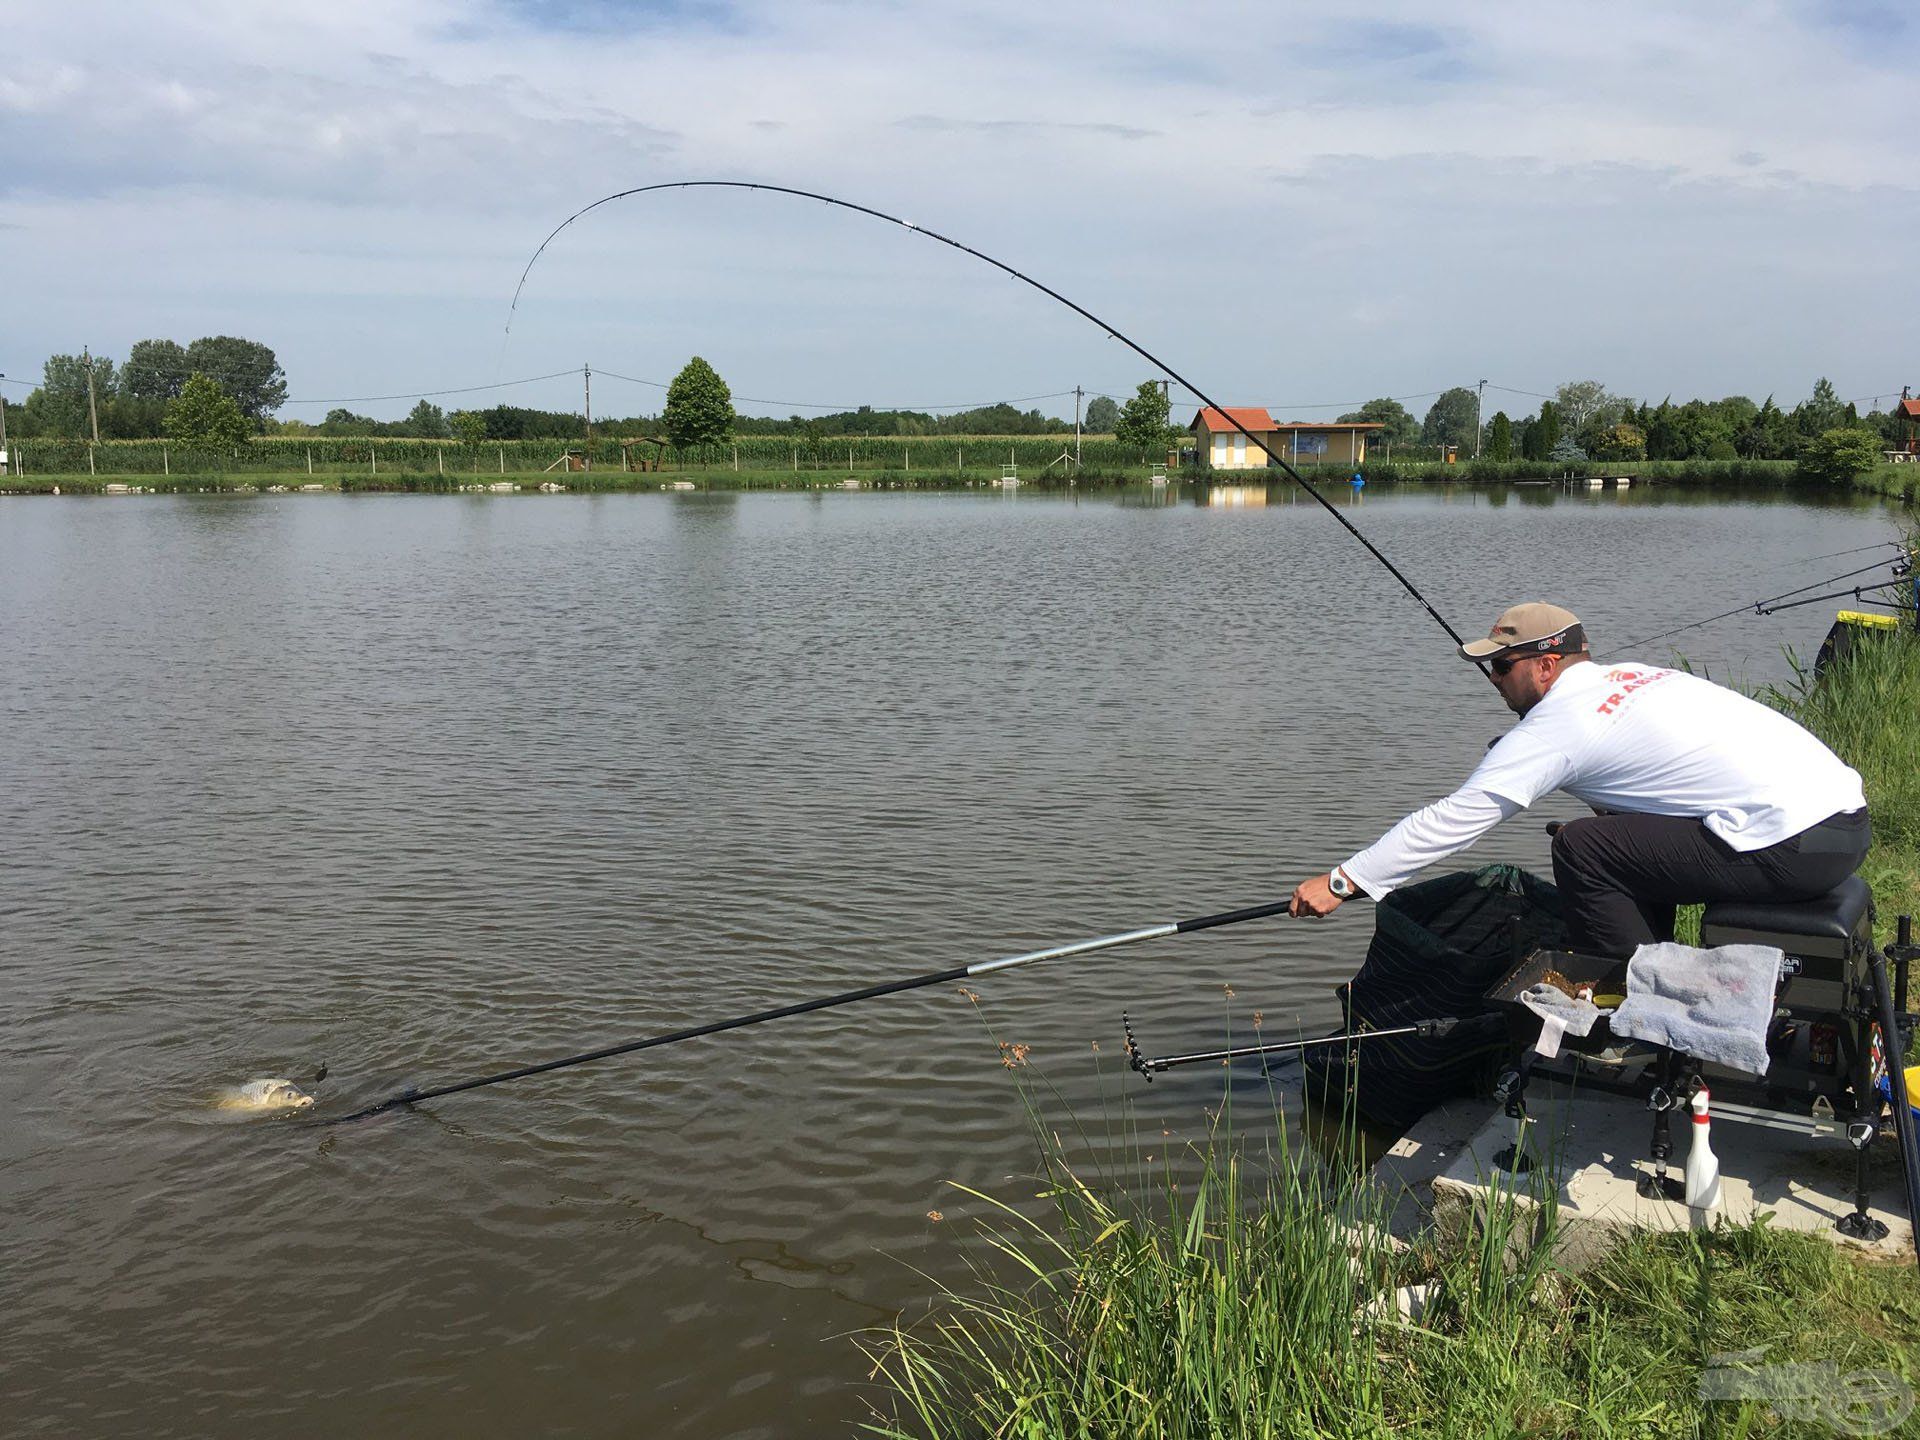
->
[0,374,9,475]
[968,924,1175,976]
[1867,946,1920,1269]
[85,347,101,447]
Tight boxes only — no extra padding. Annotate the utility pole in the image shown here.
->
[0,373,9,476]
[583,362,592,472]
[1474,378,1487,458]
[1073,385,1083,467]
[84,347,101,447]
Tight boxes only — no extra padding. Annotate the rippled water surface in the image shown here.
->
[1,483,1904,1437]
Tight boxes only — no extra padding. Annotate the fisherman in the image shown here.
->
[1288,603,1872,955]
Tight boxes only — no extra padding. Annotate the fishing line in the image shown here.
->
[592,366,1080,414]
[506,180,1478,661]
[1602,551,1913,657]
[1794,539,1908,566]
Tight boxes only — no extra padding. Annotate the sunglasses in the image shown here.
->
[1490,652,1541,678]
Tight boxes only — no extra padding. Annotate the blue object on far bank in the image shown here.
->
[1351,472,1366,488]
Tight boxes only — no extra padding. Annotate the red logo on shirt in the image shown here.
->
[1596,667,1671,716]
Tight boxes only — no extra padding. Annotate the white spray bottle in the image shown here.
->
[1684,1086,1722,1212]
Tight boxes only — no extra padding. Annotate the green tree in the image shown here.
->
[1520,401,1560,461]
[22,353,114,438]
[184,336,286,423]
[1644,400,1682,459]
[1553,380,1612,433]
[1591,421,1647,461]
[121,339,190,402]
[1711,395,1758,435]
[1114,381,1173,449]
[405,399,449,438]
[662,356,734,448]
[1794,378,1845,437]
[1084,395,1119,432]
[1337,397,1419,448]
[1548,435,1588,463]
[164,372,250,449]
[450,410,487,445]
[1796,427,1883,485]
[1737,397,1796,459]
[1421,387,1480,451]
[1485,411,1513,460]
[321,408,374,434]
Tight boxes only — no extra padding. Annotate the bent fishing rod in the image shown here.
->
[323,897,1296,1123]
[508,180,1481,672]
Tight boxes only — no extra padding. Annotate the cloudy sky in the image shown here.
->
[4,0,1915,422]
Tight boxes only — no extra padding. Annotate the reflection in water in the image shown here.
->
[1206,483,1269,508]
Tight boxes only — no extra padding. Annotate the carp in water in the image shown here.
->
[217,1078,315,1113]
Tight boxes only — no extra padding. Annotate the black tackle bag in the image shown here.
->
[1301,864,1567,1134]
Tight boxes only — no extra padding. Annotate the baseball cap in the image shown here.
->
[1459,603,1586,661]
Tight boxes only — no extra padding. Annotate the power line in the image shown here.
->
[1153,382,1452,413]
[283,370,583,405]
[592,367,1079,413]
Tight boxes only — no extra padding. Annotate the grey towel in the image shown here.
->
[1519,983,1605,1037]
[1609,942,1781,1076]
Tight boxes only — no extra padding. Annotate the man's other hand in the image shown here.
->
[1290,873,1346,918]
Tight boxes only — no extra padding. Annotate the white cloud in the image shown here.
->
[1,0,1914,418]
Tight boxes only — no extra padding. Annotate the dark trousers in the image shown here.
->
[1550,808,1871,955]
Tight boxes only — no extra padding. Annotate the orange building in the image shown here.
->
[1189,407,1384,469]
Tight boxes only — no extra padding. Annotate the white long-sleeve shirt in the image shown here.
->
[1338,659,1865,899]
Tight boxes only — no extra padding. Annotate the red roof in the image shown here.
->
[1899,397,1920,420]
[1190,407,1276,432]
[1189,408,1385,433]
[1270,421,1386,431]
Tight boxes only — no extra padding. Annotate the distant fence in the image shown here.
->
[2,435,1188,477]
[8,443,1903,499]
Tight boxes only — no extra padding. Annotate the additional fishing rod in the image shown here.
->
[323,898,1296,1123]
[1604,548,1914,656]
[1121,1010,1460,1079]
[1754,586,1915,617]
[507,180,1480,668]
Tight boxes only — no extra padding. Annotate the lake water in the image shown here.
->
[0,482,1906,1438]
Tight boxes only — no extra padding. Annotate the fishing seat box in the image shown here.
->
[1492,875,1896,1114]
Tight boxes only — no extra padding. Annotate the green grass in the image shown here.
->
[1762,625,1920,933]
[860,1081,1920,1438]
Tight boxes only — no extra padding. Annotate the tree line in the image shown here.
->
[1339,378,1908,465]
[8,338,287,445]
[9,344,1909,469]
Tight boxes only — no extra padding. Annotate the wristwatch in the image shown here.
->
[1327,868,1355,899]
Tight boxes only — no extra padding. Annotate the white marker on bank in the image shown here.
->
[1685,1087,1722,1212]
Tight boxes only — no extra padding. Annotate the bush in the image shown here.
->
[1796,427,1885,485]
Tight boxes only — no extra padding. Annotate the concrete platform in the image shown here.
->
[1373,1078,1915,1265]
